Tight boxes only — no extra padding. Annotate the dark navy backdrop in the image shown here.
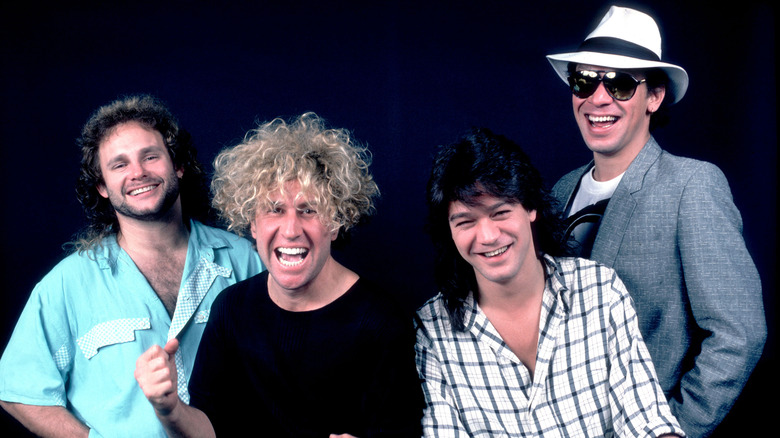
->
[1,1,774,435]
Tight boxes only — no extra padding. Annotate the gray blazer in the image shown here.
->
[552,137,765,438]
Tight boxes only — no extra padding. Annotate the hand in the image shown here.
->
[329,435,358,438]
[135,338,181,417]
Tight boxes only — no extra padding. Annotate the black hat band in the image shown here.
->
[578,37,661,62]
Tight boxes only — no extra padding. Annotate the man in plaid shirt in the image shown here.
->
[416,127,684,437]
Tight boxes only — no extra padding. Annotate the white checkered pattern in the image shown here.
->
[169,257,232,403]
[76,318,150,360]
[415,255,684,437]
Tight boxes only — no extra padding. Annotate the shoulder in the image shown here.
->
[191,220,255,252]
[36,248,111,292]
[191,221,263,277]
[414,292,456,340]
[651,149,729,187]
[549,256,629,303]
[647,152,737,214]
[552,164,590,196]
[550,255,615,279]
[213,271,268,309]
[416,293,448,321]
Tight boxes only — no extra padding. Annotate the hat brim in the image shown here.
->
[546,51,688,104]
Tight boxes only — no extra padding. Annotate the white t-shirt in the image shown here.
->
[568,167,624,216]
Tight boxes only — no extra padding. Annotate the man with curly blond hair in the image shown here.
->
[136,113,423,438]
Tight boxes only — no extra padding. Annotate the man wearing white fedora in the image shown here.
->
[547,5,765,438]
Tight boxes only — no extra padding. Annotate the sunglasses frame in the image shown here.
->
[568,70,647,101]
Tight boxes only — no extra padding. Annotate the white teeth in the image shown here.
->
[276,247,307,267]
[129,186,154,196]
[484,246,508,257]
[278,247,306,255]
[588,115,617,123]
[278,257,304,267]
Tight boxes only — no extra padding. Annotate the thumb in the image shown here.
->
[163,338,179,357]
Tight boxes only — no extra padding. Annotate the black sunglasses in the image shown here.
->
[568,70,647,101]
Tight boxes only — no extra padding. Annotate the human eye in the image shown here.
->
[264,202,282,214]
[299,206,317,216]
[451,217,474,228]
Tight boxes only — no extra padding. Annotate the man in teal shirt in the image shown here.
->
[0,95,262,437]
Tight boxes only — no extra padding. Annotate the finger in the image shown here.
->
[136,344,166,368]
[163,338,179,356]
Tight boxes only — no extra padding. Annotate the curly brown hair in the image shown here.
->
[72,95,210,252]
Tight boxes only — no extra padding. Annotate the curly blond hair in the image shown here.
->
[211,112,379,236]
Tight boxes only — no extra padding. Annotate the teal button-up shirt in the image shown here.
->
[0,220,262,437]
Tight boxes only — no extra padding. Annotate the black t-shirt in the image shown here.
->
[188,271,423,437]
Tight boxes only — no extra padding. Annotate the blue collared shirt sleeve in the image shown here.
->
[0,276,74,407]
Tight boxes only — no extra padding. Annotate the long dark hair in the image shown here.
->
[71,95,211,252]
[426,127,569,330]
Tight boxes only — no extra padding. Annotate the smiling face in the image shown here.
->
[251,180,338,296]
[96,121,183,223]
[572,64,665,164]
[448,194,538,289]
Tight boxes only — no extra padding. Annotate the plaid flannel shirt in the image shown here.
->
[415,255,685,437]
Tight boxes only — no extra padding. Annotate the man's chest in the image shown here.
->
[134,254,186,315]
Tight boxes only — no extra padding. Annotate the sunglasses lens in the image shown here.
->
[569,73,599,99]
[605,73,639,100]
[569,71,642,101]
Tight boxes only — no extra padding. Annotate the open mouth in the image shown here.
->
[483,246,509,258]
[128,185,157,196]
[275,247,308,267]
[588,114,618,127]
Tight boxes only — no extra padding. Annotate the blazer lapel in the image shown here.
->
[591,138,662,266]
[558,163,593,217]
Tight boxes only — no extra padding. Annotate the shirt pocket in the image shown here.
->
[76,318,151,360]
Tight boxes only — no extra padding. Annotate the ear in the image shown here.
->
[250,217,258,240]
[96,182,108,199]
[175,166,184,179]
[528,209,537,223]
[647,84,666,113]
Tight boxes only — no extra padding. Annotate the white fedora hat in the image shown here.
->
[546,6,688,104]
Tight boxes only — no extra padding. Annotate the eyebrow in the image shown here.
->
[265,198,318,209]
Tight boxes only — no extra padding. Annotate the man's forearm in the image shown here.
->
[0,401,89,438]
[157,401,216,438]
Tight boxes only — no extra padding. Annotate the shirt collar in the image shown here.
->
[540,253,572,314]
[460,253,572,327]
[91,219,234,271]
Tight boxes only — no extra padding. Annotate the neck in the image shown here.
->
[115,208,190,256]
[476,256,546,311]
[269,257,358,312]
[591,133,650,181]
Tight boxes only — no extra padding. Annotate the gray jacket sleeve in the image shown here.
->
[672,161,765,437]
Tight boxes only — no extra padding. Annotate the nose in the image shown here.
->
[476,219,500,244]
[128,160,147,179]
[589,81,613,105]
[280,211,303,239]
